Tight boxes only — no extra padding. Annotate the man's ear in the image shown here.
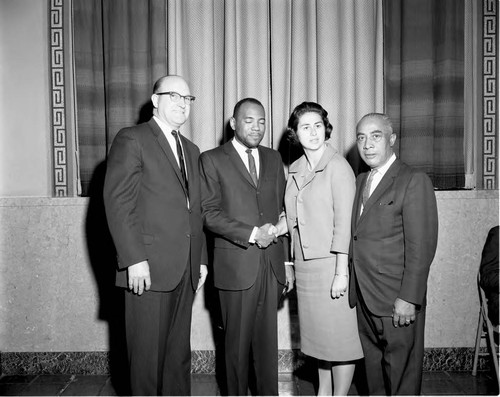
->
[389,133,397,147]
[151,94,158,109]
[229,117,236,131]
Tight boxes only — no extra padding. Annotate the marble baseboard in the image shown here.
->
[0,348,493,375]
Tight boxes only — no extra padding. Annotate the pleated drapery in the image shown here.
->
[74,0,384,195]
[384,0,465,189]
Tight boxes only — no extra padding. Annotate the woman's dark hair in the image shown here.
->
[286,102,333,146]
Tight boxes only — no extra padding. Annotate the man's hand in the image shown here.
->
[197,265,208,293]
[254,223,277,248]
[268,225,278,236]
[270,216,288,237]
[392,297,416,327]
[127,260,151,295]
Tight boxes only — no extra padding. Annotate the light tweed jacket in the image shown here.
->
[284,141,355,260]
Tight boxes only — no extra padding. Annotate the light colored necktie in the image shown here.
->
[362,169,376,207]
[171,131,189,198]
[246,149,258,186]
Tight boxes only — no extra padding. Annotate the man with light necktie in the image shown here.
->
[349,112,438,395]
[104,75,208,395]
[200,98,293,395]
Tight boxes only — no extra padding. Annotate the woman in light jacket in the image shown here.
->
[280,102,363,395]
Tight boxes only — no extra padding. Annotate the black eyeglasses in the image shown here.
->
[155,91,196,104]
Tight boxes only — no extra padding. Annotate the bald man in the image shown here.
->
[349,113,438,395]
[104,75,207,395]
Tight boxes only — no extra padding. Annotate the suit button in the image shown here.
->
[260,212,264,216]
[303,244,308,249]
[186,233,191,238]
[300,220,305,226]
[353,236,357,240]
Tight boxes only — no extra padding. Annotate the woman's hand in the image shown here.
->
[331,274,348,299]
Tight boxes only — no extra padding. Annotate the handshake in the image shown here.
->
[254,223,280,249]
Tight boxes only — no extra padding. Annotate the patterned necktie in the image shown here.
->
[246,148,258,186]
[362,169,376,207]
[172,131,189,198]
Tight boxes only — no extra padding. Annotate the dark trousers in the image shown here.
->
[125,267,194,396]
[357,296,426,395]
[219,256,280,396]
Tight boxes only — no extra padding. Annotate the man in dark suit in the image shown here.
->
[200,98,292,395]
[349,113,438,395]
[103,75,207,395]
[479,226,499,327]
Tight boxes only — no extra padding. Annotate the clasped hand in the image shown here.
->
[254,223,278,248]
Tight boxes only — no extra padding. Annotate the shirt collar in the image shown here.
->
[152,116,183,162]
[153,115,178,135]
[373,153,396,178]
[232,138,258,156]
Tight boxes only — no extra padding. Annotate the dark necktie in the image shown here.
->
[246,149,258,186]
[172,130,189,198]
[362,169,376,207]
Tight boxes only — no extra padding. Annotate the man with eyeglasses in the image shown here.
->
[104,75,207,395]
[348,113,438,395]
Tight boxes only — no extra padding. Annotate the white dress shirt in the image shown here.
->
[153,115,186,170]
[153,115,189,207]
[231,138,260,177]
[231,138,261,243]
[361,153,397,213]
[370,153,397,193]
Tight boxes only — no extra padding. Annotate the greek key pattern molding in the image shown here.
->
[483,0,497,189]
[49,0,68,196]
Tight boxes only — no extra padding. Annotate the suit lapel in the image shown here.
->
[148,119,188,197]
[256,147,265,187]
[223,142,257,188]
[179,134,195,187]
[289,156,305,190]
[290,143,336,191]
[353,174,365,227]
[357,160,401,225]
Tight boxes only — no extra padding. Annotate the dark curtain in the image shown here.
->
[73,0,167,195]
[384,0,465,189]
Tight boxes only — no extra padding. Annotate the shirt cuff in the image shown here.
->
[249,226,258,243]
[284,261,294,266]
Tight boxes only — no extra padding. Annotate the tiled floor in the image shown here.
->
[0,370,498,396]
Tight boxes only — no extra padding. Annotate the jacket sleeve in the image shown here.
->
[330,158,356,254]
[103,129,147,268]
[399,171,438,305]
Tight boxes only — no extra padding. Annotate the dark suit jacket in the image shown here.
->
[479,226,499,325]
[200,141,287,290]
[479,226,499,292]
[103,118,206,292]
[349,159,438,316]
